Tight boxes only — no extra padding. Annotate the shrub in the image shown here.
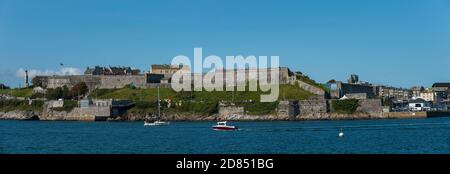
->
[31,77,43,87]
[174,101,218,115]
[124,84,136,89]
[236,102,278,115]
[332,99,359,114]
[0,99,43,112]
[46,87,64,100]
[0,83,10,89]
[69,82,88,99]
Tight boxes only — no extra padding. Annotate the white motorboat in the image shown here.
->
[212,121,238,131]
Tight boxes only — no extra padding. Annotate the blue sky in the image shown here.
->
[1,0,449,88]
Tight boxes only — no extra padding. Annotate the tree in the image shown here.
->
[46,87,64,100]
[69,82,89,99]
[31,77,43,87]
[0,83,10,89]
[62,85,69,99]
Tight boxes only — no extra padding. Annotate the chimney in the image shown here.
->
[25,70,29,88]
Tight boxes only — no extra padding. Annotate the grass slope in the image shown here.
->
[0,88,33,98]
[91,84,313,102]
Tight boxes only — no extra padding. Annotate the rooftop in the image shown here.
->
[432,83,450,88]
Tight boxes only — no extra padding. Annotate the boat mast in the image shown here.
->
[158,87,160,118]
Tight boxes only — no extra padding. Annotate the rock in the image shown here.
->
[0,111,40,120]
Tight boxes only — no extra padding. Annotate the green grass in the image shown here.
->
[91,84,313,102]
[295,74,330,93]
[279,84,314,100]
[0,99,44,112]
[0,88,33,98]
[91,88,178,101]
[125,100,218,116]
[91,84,313,116]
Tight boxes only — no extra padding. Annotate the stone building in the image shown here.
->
[44,63,296,91]
[214,67,296,85]
[85,66,140,75]
[46,75,148,90]
[277,100,300,118]
[327,81,377,99]
[32,76,49,88]
[420,90,439,102]
[411,86,425,99]
[432,83,450,100]
[347,74,359,84]
[151,64,189,75]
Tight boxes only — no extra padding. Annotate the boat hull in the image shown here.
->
[213,126,238,131]
[144,122,170,126]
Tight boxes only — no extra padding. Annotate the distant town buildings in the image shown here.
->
[420,90,438,102]
[378,86,411,101]
[432,83,450,100]
[411,86,424,99]
[325,74,450,112]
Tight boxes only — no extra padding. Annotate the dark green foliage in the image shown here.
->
[382,97,393,107]
[135,101,158,109]
[174,101,218,115]
[175,90,194,100]
[0,83,10,89]
[62,86,69,99]
[46,87,64,100]
[332,99,359,114]
[235,102,278,115]
[0,99,43,112]
[69,82,88,99]
[30,92,45,99]
[31,77,43,87]
[124,84,136,89]
[46,83,88,100]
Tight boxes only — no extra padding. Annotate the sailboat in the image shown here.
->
[144,87,170,126]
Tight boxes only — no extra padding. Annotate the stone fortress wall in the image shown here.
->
[47,75,148,90]
[45,67,299,91]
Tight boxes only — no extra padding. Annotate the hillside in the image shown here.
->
[0,88,33,98]
[91,84,314,102]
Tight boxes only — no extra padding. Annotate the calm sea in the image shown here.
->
[2,117,450,154]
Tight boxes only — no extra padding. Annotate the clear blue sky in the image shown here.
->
[1,0,449,88]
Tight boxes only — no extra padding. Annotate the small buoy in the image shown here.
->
[339,132,344,137]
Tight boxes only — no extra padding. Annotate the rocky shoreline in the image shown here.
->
[0,111,40,120]
[0,110,424,121]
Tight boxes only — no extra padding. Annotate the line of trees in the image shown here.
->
[44,82,89,100]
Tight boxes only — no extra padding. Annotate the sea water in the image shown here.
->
[1,117,450,154]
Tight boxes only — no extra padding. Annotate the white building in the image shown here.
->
[420,91,437,102]
[408,99,431,111]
